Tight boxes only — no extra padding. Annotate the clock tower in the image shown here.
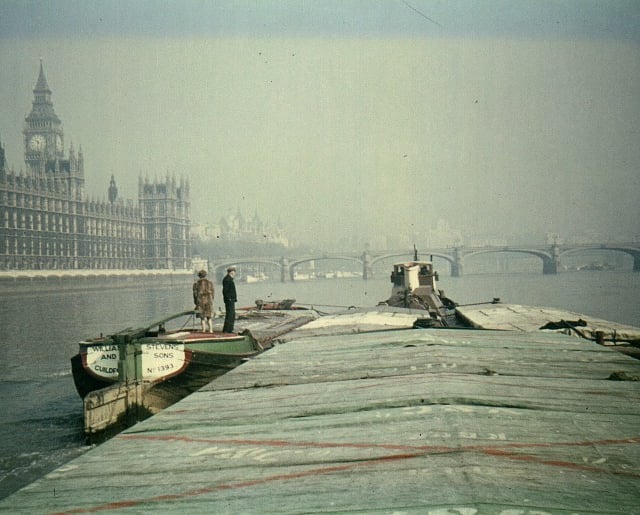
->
[24,59,64,175]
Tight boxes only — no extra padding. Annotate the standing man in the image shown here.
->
[193,270,214,332]
[222,266,237,333]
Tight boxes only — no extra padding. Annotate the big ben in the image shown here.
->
[24,59,64,174]
[1,60,190,271]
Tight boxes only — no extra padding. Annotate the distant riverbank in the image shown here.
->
[0,269,193,292]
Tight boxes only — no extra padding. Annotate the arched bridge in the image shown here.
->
[211,243,640,282]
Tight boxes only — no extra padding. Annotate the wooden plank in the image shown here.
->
[458,303,640,342]
[2,328,640,513]
[83,381,149,435]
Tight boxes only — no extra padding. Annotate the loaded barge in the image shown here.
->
[72,258,640,441]
[4,310,640,512]
[72,306,319,440]
[2,258,640,510]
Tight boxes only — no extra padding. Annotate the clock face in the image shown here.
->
[29,134,45,151]
[55,135,63,152]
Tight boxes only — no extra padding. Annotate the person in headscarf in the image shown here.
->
[193,269,214,332]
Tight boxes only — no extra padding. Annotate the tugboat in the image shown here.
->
[379,257,458,327]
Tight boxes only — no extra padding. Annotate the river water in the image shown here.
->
[1,269,639,499]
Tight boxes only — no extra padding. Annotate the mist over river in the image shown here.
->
[1,270,639,499]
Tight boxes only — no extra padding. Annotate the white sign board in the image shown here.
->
[85,344,119,380]
[140,342,187,381]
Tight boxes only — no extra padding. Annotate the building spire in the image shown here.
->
[35,58,51,93]
[108,175,118,203]
[26,59,60,127]
[25,59,62,174]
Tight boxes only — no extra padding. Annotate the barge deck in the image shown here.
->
[2,326,639,513]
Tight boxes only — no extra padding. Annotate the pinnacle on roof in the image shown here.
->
[34,59,51,93]
[26,59,60,125]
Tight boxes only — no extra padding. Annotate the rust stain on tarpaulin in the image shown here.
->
[52,434,640,514]
[51,453,425,514]
[119,432,640,460]
[119,433,455,452]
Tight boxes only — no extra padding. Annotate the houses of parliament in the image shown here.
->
[0,62,191,271]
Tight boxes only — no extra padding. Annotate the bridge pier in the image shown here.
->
[542,244,561,274]
[280,257,288,282]
[451,248,463,277]
[634,253,640,272]
[362,251,373,280]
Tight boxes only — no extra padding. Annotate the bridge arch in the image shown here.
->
[463,248,557,274]
[558,245,640,271]
[212,259,283,280]
[371,252,455,274]
[288,256,363,281]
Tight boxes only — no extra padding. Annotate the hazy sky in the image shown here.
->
[1,1,639,248]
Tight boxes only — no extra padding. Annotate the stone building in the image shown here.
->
[216,208,289,247]
[0,61,191,270]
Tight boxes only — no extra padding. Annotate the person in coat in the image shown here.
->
[222,266,237,333]
[193,269,214,332]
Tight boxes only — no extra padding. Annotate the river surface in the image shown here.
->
[1,269,639,499]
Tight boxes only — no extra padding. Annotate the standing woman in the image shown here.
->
[222,266,237,333]
[193,270,214,332]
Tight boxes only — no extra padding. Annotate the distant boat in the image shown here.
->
[243,272,268,283]
[577,262,615,271]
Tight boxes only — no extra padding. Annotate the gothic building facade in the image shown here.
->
[0,62,191,270]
